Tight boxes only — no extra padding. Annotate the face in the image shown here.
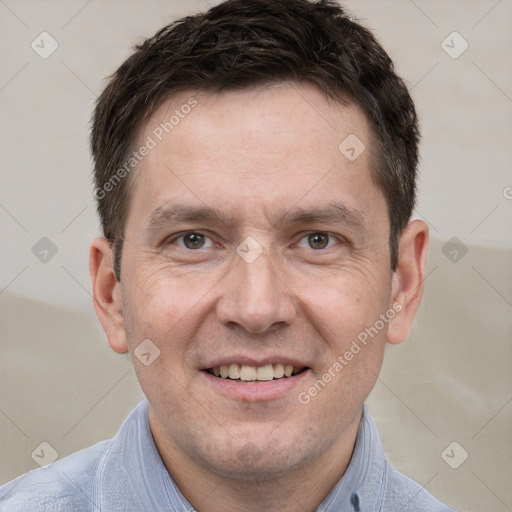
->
[94,82,417,480]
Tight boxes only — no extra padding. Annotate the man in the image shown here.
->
[0,0,457,510]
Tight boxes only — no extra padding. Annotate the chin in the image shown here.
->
[193,429,321,481]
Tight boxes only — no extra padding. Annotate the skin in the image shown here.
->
[90,82,428,512]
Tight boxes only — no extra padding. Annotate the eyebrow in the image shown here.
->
[273,203,365,231]
[145,204,237,232]
[145,202,365,233]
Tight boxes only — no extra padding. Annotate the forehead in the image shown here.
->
[128,82,385,228]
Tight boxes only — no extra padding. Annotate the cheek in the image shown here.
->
[120,261,224,395]
[120,272,202,408]
[297,280,387,426]
[123,260,214,336]
[296,267,389,349]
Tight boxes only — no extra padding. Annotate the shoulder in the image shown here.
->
[0,440,110,512]
[382,464,459,512]
[357,406,459,511]
[0,401,150,512]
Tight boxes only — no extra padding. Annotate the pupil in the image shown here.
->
[185,233,204,249]
[309,233,328,249]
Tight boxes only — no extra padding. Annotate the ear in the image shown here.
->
[89,237,128,354]
[386,220,429,345]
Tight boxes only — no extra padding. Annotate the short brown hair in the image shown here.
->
[91,0,419,280]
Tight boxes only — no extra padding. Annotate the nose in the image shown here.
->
[216,250,297,334]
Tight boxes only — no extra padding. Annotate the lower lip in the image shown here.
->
[201,369,310,402]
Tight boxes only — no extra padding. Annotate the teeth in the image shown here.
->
[240,365,257,381]
[228,363,240,379]
[273,363,284,378]
[256,364,274,381]
[210,363,305,381]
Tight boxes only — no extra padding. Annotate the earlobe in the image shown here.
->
[386,220,429,345]
[89,237,128,354]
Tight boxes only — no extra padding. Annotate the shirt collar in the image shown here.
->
[316,404,387,511]
[95,401,385,511]
[95,400,192,511]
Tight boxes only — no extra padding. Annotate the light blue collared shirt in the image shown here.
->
[0,400,457,511]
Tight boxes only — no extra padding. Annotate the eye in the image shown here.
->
[174,232,216,250]
[297,232,339,250]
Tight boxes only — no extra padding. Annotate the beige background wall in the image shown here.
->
[1,1,511,510]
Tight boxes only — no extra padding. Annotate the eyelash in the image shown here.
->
[166,231,345,251]
[172,232,218,250]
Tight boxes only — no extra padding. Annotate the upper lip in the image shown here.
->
[201,356,309,370]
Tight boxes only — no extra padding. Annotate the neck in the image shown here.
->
[149,408,362,512]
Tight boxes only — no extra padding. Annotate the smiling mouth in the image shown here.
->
[206,363,308,382]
